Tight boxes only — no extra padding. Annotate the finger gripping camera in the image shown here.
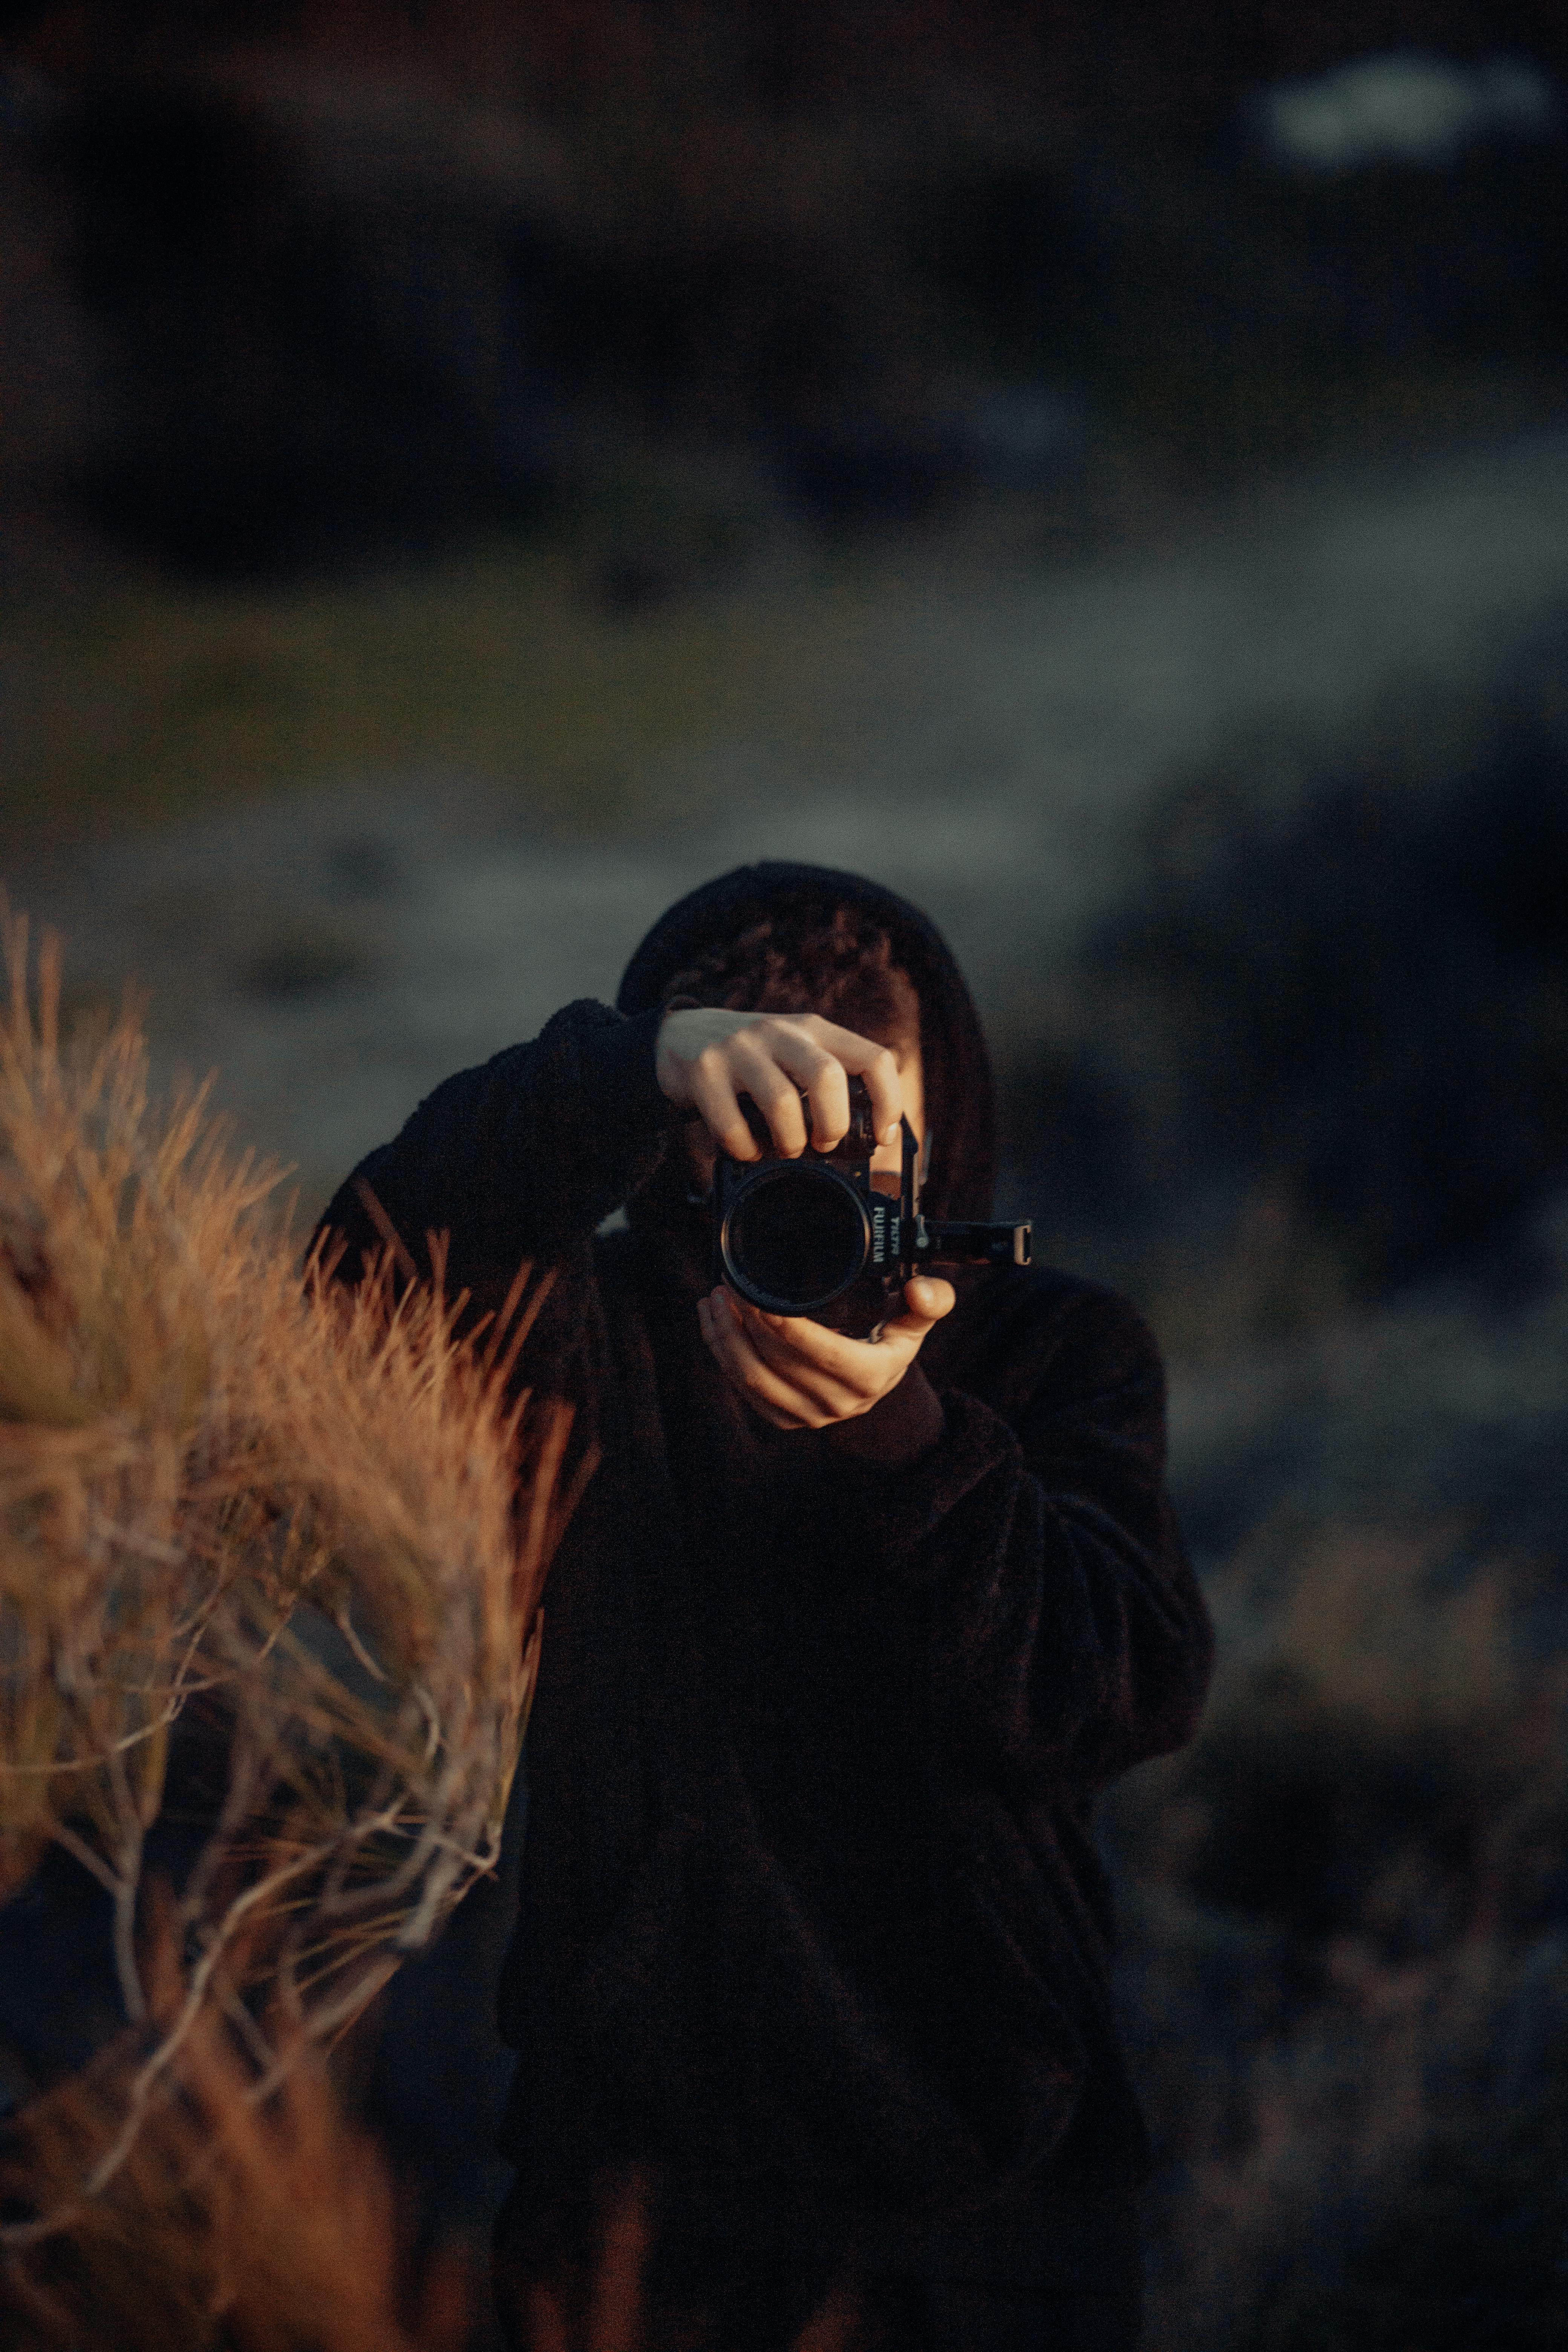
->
[713,1079,1031,1336]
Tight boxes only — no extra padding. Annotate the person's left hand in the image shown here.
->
[697,1276,956,1430]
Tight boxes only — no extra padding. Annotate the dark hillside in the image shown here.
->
[3,1,1567,571]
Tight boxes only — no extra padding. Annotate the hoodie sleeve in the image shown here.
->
[312,1000,670,1286]
[824,1283,1213,1796]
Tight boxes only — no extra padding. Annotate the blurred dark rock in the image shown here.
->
[1004,661,1568,1304]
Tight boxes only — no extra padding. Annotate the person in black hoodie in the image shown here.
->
[315,863,1214,2352]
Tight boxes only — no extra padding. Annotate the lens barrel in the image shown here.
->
[719,1162,873,1315]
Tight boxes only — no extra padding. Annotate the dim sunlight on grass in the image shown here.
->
[5,2035,860,2352]
[0,543,882,843]
[1113,1523,1568,2352]
[0,910,575,2318]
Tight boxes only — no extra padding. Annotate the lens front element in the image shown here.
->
[721,1164,872,1314]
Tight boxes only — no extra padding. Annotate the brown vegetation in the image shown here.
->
[0,912,573,2332]
[2,2000,430,2352]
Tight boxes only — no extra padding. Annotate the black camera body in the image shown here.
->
[712,1080,1031,1337]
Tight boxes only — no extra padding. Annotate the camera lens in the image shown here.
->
[723,1166,871,1311]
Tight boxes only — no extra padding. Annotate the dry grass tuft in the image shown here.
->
[0,910,569,2298]
[1113,1523,1568,2350]
[0,1981,423,2352]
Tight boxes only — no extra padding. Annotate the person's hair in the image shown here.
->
[660,902,920,1046]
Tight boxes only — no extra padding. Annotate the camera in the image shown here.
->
[712,1079,1031,1337]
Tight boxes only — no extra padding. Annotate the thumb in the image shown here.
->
[897,1276,956,1330]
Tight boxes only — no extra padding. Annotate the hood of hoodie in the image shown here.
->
[617,862,997,1227]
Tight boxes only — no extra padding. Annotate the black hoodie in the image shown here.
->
[315,864,1213,2290]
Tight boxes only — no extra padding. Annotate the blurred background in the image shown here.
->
[3,3,1568,2346]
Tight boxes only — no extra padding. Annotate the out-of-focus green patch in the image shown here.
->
[0,541,879,845]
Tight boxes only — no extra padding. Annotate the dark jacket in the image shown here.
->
[315,864,1213,2286]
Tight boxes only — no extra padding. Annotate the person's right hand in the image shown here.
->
[654,1008,905,1162]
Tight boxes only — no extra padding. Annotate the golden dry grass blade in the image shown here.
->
[0,909,574,2258]
[0,1991,422,2352]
